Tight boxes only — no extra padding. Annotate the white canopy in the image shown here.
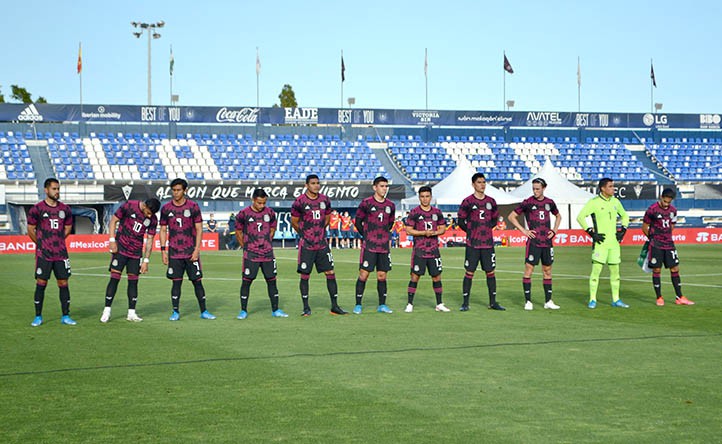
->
[401,157,522,209]
[510,158,594,204]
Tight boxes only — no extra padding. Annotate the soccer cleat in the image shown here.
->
[435,303,451,312]
[524,301,534,311]
[587,300,597,309]
[377,304,393,314]
[200,310,217,320]
[237,310,248,320]
[675,296,695,305]
[488,303,506,311]
[301,308,312,317]
[544,300,560,310]
[31,315,43,327]
[353,304,362,315]
[271,309,289,318]
[100,307,111,323]
[611,299,630,308]
[60,315,77,325]
[330,305,348,315]
[126,312,143,322]
[459,304,470,312]
[169,311,180,321]
[656,297,665,306]
[404,303,414,313]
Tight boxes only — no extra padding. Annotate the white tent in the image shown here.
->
[401,157,522,210]
[509,158,595,229]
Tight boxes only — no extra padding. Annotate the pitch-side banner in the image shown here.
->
[0,233,219,255]
[104,183,406,202]
[396,228,722,248]
[1,103,720,129]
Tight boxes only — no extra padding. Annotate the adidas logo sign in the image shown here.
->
[17,104,44,122]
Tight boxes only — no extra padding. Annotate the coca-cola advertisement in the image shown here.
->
[215,107,259,123]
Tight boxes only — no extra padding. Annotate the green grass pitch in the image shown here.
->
[1,245,720,443]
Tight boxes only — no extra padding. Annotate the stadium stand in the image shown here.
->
[647,137,722,182]
[0,131,35,181]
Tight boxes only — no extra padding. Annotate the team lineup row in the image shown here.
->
[26,174,694,326]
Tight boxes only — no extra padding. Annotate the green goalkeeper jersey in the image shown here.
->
[576,194,629,245]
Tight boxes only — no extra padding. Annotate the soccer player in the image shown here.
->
[27,178,75,326]
[291,174,348,316]
[329,209,341,249]
[404,186,450,313]
[353,176,396,314]
[340,211,352,249]
[642,188,694,306]
[101,197,160,322]
[576,178,630,309]
[508,178,562,310]
[159,178,216,321]
[457,172,505,311]
[235,188,288,318]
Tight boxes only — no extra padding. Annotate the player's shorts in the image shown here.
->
[297,246,334,274]
[648,246,679,269]
[360,249,392,272]
[591,243,621,265]
[525,244,554,266]
[242,257,277,280]
[329,228,340,237]
[166,257,203,280]
[464,246,496,272]
[35,257,71,280]
[109,253,141,275]
[410,254,442,277]
[341,230,352,239]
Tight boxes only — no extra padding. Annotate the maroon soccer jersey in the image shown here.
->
[355,196,395,253]
[27,200,72,261]
[114,200,158,259]
[236,206,276,261]
[513,196,559,248]
[643,202,677,250]
[406,205,446,258]
[160,199,202,259]
[291,193,332,251]
[457,194,498,249]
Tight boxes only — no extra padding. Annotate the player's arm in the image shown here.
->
[457,204,468,232]
[551,211,562,239]
[159,225,169,265]
[642,222,650,238]
[236,228,245,249]
[291,215,301,234]
[436,218,447,236]
[615,200,629,242]
[575,200,593,230]
[108,215,120,253]
[191,221,203,261]
[140,233,154,274]
[508,210,531,237]
[405,221,424,237]
[27,224,37,243]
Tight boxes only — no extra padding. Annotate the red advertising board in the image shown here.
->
[0,233,220,254]
[397,228,722,249]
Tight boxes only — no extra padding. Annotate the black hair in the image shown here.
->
[471,172,486,182]
[43,177,59,188]
[170,178,188,190]
[661,188,676,199]
[532,177,547,188]
[306,174,319,184]
[373,176,388,186]
[418,185,432,194]
[252,188,268,199]
[144,198,161,213]
[598,177,614,191]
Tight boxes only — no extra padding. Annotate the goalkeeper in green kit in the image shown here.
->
[576,178,630,309]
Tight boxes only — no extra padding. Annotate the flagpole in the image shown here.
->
[577,56,581,112]
[503,51,506,110]
[78,42,83,134]
[169,45,173,106]
[256,47,260,108]
[650,58,654,113]
[341,50,344,108]
[425,48,428,111]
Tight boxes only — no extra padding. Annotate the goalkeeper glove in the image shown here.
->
[616,227,627,242]
[586,228,606,244]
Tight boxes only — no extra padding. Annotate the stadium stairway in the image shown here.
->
[368,142,414,188]
[626,142,674,184]
[26,140,54,195]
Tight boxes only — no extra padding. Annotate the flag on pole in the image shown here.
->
[341,55,346,82]
[577,57,581,87]
[169,46,174,76]
[650,61,657,87]
[77,42,82,74]
[503,54,514,74]
[424,48,428,77]
[256,47,261,76]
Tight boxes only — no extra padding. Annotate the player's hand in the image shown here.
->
[586,228,606,244]
[547,230,556,239]
[140,262,149,274]
[191,249,200,261]
[161,251,168,265]
[109,241,118,254]
[525,228,536,239]
[616,227,627,242]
